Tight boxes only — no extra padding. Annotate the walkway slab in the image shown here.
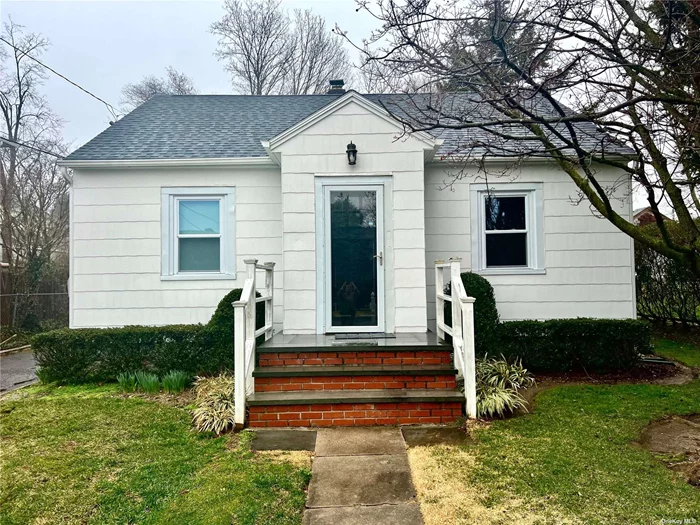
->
[306,454,415,507]
[250,429,316,451]
[315,427,405,457]
[303,503,423,525]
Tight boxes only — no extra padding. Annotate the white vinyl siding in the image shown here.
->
[274,98,430,334]
[70,167,283,328]
[425,162,635,324]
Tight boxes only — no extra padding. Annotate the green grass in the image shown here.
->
[0,385,310,524]
[653,337,700,368]
[465,381,700,523]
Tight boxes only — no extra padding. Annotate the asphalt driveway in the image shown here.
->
[0,349,37,393]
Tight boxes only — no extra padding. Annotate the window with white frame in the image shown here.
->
[471,184,544,274]
[161,187,236,279]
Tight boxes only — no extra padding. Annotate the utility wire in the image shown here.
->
[0,136,65,159]
[0,36,120,120]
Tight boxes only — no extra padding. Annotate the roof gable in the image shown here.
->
[264,91,438,155]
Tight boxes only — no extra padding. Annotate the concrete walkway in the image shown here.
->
[303,428,424,525]
[0,349,37,394]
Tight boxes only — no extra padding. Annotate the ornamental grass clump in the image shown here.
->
[476,355,535,419]
[135,371,161,394]
[192,374,235,435]
[117,372,137,392]
[162,370,190,394]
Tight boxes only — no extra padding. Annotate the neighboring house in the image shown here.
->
[59,86,636,333]
[633,206,672,226]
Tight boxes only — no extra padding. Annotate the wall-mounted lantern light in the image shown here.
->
[346,141,358,165]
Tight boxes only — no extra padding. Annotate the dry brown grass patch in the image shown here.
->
[407,445,580,525]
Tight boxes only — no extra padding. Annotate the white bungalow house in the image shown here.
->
[58,86,636,426]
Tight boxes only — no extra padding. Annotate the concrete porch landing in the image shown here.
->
[258,331,447,351]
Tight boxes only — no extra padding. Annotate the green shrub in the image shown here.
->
[497,318,650,373]
[116,372,137,392]
[32,288,266,384]
[476,355,535,418]
[445,272,500,355]
[162,370,189,394]
[135,371,160,393]
[191,374,236,435]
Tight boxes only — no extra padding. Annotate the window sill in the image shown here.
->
[161,273,237,282]
[474,268,547,276]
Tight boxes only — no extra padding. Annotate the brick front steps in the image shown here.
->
[247,390,465,428]
[250,333,464,427]
[253,365,458,392]
[258,350,452,367]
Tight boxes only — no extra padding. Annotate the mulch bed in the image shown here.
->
[533,360,685,386]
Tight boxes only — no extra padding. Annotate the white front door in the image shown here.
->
[323,184,385,333]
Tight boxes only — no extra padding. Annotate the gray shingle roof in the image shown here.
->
[65,92,633,161]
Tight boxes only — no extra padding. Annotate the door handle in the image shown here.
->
[373,251,383,266]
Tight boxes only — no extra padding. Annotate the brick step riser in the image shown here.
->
[258,350,452,367]
[248,401,463,428]
[255,375,458,392]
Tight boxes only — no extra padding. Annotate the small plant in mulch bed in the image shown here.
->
[117,372,138,392]
[135,371,161,394]
[191,374,235,435]
[476,355,535,419]
[162,370,190,394]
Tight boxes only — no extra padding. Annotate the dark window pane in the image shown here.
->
[485,196,526,230]
[330,190,378,327]
[486,233,527,267]
[179,238,220,272]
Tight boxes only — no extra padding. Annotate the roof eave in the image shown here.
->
[57,156,276,169]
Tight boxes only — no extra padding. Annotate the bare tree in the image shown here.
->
[212,0,290,95]
[341,0,700,276]
[0,20,69,329]
[212,0,352,95]
[120,66,197,111]
[282,9,352,95]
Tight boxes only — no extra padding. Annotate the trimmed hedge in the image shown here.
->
[497,318,650,373]
[33,288,265,384]
[445,272,500,356]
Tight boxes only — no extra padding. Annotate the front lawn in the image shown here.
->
[0,385,310,524]
[410,373,700,524]
[653,337,700,368]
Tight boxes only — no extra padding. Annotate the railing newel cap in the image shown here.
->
[243,258,259,265]
[434,259,445,264]
[448,257,463,262]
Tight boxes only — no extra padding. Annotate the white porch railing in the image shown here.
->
[435,257,477,418]
[233,258,275,427]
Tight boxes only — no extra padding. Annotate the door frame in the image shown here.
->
[314,176,390,334]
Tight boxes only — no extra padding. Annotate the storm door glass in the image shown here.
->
[330,190,379,327]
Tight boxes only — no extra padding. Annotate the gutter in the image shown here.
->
[57,156,276,169]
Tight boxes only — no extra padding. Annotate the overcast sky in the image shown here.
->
[1,0,376,149]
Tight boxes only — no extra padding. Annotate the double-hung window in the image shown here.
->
[471,183,544,274]
[161,187,236,280]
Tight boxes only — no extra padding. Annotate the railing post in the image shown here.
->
[435,259,445,340]
[233,302,246,427]
[244,259,257,396]
[264,262,275,340]
[449,257,462,346]
[462,296,478,418]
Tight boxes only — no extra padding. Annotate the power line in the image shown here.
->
[0,136,64,159]
[0,36,120,120]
